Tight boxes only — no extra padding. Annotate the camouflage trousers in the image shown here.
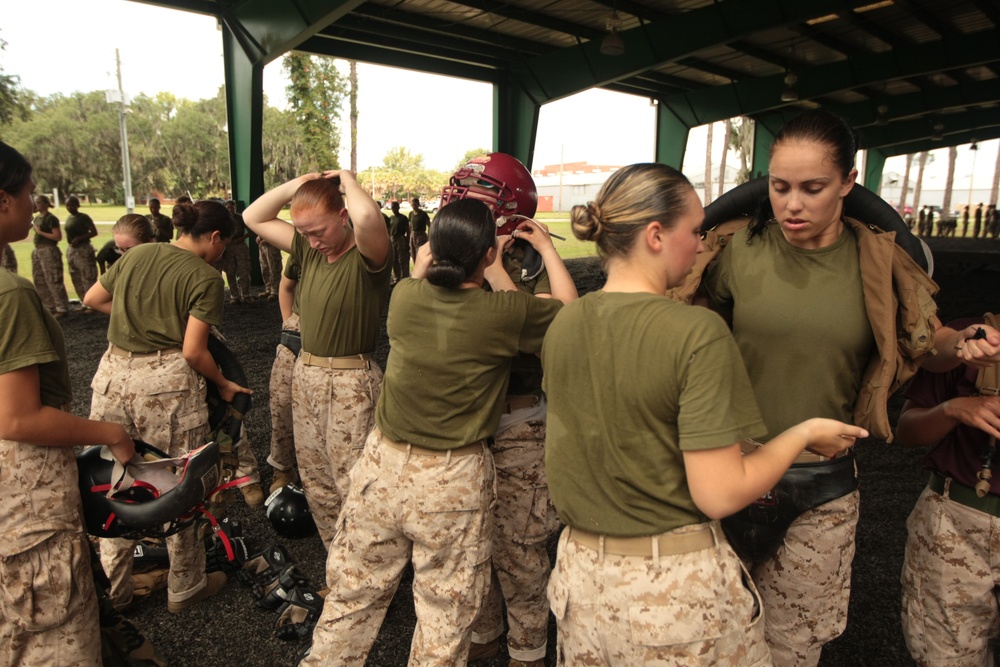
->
[222,242,252,302]
[233,423,261,486]
[548,523,770,667]
[291,358,382,547]
[0,243,16,274]
[31,245,70,315]
[89,348,212,607]
[0,531,101,667]
[302,427,495,667]
[901,486,1000,666]
[391,236,410,282]
[67,243,98,303]
[750,489,859,667]
[266,315,299,473]
[472,406,559,661]
[258,242,282,296]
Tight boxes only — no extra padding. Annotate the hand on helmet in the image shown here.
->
[510,219,554,252]
[219,379,253,404]
[107,427,136,465]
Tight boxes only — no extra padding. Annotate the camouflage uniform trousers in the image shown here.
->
[750,489,859,667]
[266,315,299,473]
[391,236,410,282]
[472,407,560,662]
[0,243,16,273]
[258,242,283,296]
[233,423,261,487]
[901,486,1000,666]
[291,358,383,547]
[221,242,253,302]
[410,232,428,263]
[67,242,98,303]
[88,348,212,608]
[30,245,70,315]
[547,523,770,667]
[302,427,495,667]
[0,530,102,667]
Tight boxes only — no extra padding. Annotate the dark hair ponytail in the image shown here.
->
[172,200,234,241]
[426,199,496,289]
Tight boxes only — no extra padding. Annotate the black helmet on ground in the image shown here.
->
[265,484,317,539]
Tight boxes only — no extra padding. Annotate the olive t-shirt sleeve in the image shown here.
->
[187,278,226,325]
[517,296,563,355]
[0,285,60,375]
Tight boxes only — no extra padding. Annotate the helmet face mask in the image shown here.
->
[441,153,538,235]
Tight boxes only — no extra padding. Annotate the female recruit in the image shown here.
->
[302,198,575,666]
[63,196,99,306]
[30,193,70,317]
[542,162,866,666]
[84,200,251,613]
[0,141,135,666]
[242,171,391,547]
[699,109,1000,666]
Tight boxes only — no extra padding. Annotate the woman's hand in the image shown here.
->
[510,219,554,252]
[106,426,136,465]
[942,395,1000,440]
[798,418,869,458]
[411,242,433,279]
[952,324,1000,368]
[219,379,253,404]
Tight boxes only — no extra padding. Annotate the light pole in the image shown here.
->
[106,49,134,213]
[967,141,979,214]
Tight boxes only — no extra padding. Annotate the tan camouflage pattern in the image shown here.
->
[67,243,98,303]
[31,245,70,314]
[88,349,212,606]
[750,490,859,667]
[291,359,383,547]
[234,424,261,486]
[472,413,559,661]
[258,241,282,296]
[0,531,101,667]
[901,487,1000,666]
[266,314,299,473]
[221,241,253,302]
[391,236,410,282]
[302,430,495,667]
[0,244,15,274]
[547,524,770,667]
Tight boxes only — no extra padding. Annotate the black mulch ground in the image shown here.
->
[58,237,1000,666]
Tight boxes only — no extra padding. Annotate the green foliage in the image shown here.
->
[357,147,449,202]
[284,52,347,170]
[0,38,29,128]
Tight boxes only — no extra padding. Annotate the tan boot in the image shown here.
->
[131,568,169,597]
[467,639,499,663]
[508,660,545,667]
[240,483,265,507]
[269,468,299,495]
[167,571,227,614]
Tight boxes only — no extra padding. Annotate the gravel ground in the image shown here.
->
[57,241,1000,667]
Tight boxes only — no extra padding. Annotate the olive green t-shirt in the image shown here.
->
[377,278,563,450]
[0,272,72,407]
[99,243,225,353]
[542,292,765,537]
[702,223,875,439]
[290,234,391,357]
[32,212,59,247]
[388,213,408,238]
[283,254,301,316]
[502,253,551,396]
[64,212,95,245]
[148,213,174,243]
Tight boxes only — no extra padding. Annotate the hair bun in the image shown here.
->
[171,202,198,231]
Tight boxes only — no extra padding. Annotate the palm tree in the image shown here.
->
[704,122,713,204]
[899,153,913,214]
[990,139,1000,206]
[912,151,929,215]
[718,118,732,198]
[940,146,957,234]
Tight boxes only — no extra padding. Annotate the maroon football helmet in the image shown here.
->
[441,152,538,235]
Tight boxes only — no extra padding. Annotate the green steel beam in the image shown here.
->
[493,84,539,169]
[512,0,868,105]
[659,30,1000,127]
[864,149,886,193]
[861,108,1000,151]
[752,122,776,180]
[882,127,1000,157]
[220,0,363,65]
[222,23,264,283]
[654,105,689,168]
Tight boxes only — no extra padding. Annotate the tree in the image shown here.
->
[718,118,732,197]
[284,52,347,170]
[0,37,29,129]
[727,117,754,184]
[912,151,929,212]
[941,146,957,223]
[358,147,448,202]
[898,154,913,214]
[455,148,491,172]
[704,122,713,204]
[349,60,358,173]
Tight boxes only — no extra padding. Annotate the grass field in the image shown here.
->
[5,207,597,300]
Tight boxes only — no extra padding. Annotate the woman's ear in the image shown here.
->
[645,221,664,253]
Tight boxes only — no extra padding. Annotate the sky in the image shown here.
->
[2,0,996,194]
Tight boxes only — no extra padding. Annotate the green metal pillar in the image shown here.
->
[863,149,886,194]
[493,84,540,169]
[751,122,776,180]
[222,23,265,285]
[654,105,689,168]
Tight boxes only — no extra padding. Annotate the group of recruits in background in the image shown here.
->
[908,201,999,238]
[0,193,276,317]
[5,107,1000,667]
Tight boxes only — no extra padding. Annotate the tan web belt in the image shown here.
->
[567,523,716,558]
[299,352,371,370]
